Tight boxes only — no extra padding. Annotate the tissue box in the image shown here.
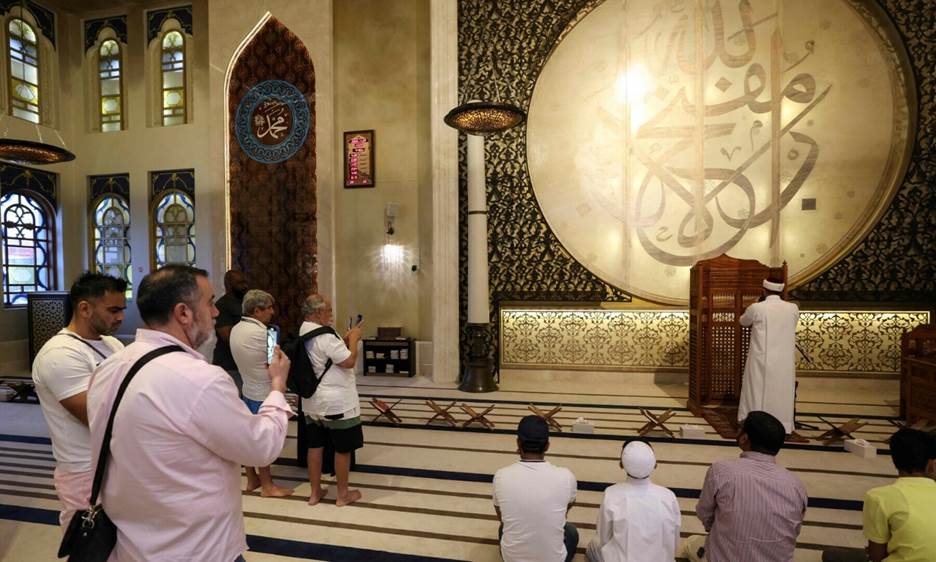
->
[844,439,877,458]
[572,421,594,434]
[680,425,706,439]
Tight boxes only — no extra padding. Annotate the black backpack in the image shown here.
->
[284,326,341,399]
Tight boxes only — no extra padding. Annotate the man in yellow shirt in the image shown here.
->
[822,428,936,562]
[824,428,936,562]
[863,428,936,562]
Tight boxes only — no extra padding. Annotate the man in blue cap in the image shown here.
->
[493,414,578,562]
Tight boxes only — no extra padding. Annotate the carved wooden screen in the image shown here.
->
[900,325,936,421]
[228,17,316,338]
[689,254,786,408]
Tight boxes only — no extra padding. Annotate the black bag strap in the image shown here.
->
[88,345,183,506]
[300,326,340,382]
[60,332,111,361]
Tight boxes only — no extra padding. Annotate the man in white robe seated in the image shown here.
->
[586,440,681,562]
[738,278,799,435]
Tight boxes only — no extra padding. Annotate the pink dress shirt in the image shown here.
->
[696,451,808,562]
[87,329,292,562]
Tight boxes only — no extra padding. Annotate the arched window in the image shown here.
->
[153,190,194,267]
[161,30,185,126]
[91,195,131,293]
[8,18,40,123]
[1,191,53,306]
[99,39,122,131]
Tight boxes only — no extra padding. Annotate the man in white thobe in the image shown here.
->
[586,440,681,562]
[738,279,799,434]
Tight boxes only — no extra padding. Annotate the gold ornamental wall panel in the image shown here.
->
[500,307,930,374]
[526,0,914,305]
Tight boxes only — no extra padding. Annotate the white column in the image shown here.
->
[466,134,489,324]
[430,0,460,384]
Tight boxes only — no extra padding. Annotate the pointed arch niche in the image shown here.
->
[226,16,316,337]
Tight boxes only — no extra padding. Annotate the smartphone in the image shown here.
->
[349,314,363,329]
[266,325,279,364]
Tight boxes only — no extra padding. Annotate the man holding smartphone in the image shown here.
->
[300,293,364,507]
[230,289,294,497]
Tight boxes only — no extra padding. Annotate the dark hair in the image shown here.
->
[520,440,547,454]
[69,271,127,305]
[889,428,936,473]
[741,411,786,455]
[137,265,208,325]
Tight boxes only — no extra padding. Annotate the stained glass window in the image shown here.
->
[99,39,121,131]
[161,31,185,126]
[8,19,40,123]
[92,195,132,295]
[1,191,53,306]
[153,190,194,267]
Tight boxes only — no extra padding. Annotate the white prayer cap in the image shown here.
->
[762,279,785,292]
[621,441,656,478]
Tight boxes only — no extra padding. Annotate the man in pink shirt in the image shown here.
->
[696,410,807,562]
[87,265,293,562]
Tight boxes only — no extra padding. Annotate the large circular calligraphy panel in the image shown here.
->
[235,80,310,164]
[527,0,913,304]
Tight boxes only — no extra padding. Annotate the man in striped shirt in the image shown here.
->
[696,411,808,561]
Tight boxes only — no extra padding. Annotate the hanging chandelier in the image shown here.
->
[0,0,76,165]
[0,138,75,165]
[444,1,526,136]
[444,100,526,136]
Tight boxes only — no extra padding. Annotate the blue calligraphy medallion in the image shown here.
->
[235,80,310,164]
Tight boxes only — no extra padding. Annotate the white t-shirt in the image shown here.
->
[230,317,271,401]
[299,321,357,417]
[493,460,577,562]
[32,328,123,473]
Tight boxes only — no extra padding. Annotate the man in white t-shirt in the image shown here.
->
[31,272,127,527]
[299,293,363,507]
[230,288,293,497]
[586,440,681,562]
[493,415,578,562]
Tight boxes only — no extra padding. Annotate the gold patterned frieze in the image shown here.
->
[500,307,930,374]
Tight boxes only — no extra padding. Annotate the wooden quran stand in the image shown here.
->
[369,398,403,425]
[0,379,36,403]
[815,416,866,446]
[425,400,458,427]
[885,419,936,443]
[688,254,787,413]
[528,404,563,432]
[638,408,676,438]
[460,403,496,430]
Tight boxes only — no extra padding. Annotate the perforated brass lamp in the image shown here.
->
[0,138,75,165]
[444,100,526,135]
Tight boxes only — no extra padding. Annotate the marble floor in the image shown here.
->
[0,370,901,561]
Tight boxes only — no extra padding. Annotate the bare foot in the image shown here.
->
[335,489,362,507]
[246,476,261,492]
[307,486,329,506]
[260,485,294,498]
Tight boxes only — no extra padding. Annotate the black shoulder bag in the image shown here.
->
[58,345,183,562]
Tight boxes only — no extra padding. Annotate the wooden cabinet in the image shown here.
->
[363,338,414,377]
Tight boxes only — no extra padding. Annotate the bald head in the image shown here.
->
[223,270,248,298]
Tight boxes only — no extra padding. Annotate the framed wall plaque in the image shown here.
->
[344,130,375,188]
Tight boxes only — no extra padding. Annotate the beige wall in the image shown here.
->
[0,0,436,366]
[333,0,432,340]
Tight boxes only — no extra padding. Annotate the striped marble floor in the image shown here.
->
[0,373,900,561]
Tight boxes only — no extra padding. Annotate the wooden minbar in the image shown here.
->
[901,324,936,423]
[688,254,786,411]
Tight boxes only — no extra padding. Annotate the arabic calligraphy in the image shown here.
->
[526,0,911,304]
[251,99,293,145]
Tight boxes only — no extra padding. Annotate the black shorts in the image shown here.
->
[305,416,364,453]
